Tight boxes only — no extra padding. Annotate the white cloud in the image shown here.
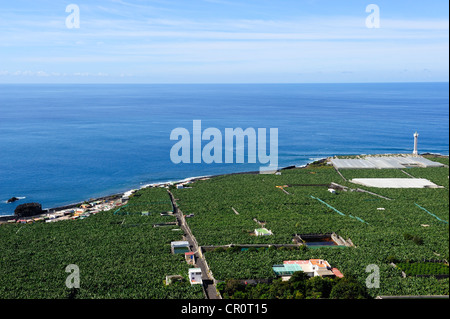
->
[0,6,447,83]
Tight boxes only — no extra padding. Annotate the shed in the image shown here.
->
[185,252,195,265]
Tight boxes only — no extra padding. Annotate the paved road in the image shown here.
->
[168,190,221,299]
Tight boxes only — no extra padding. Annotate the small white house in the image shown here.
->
[328,188,336,194]
[176,184,184,189]
[189,268,203,285]
[278,259,341,278]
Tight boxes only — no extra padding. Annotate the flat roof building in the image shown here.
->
[188,268,203,285]
[273,259,343,279]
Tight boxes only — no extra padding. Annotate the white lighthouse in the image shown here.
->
[413,132,419,156]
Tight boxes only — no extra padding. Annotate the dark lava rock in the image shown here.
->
[14,203,43,217]
[7,197,20,203]
[7,197,19,203]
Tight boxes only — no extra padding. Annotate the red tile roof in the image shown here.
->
[310,259,330,268]
[331,268,344,278]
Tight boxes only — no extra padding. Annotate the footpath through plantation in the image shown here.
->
[0,155,448,299]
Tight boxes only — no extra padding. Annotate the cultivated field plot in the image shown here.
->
[340,168,413,180]
[0,188,203,299]
[173,157,449,297]
[397,262,449,277]
[172,167,347,245]
[114,187,173,215]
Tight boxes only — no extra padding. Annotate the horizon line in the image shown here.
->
[0,81,449,85]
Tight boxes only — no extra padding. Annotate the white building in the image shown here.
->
[278,259,343,278]
[188,268,203,285]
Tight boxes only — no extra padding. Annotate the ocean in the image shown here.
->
[0,83,448,216]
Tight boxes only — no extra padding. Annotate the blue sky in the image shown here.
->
[0,0,448,83]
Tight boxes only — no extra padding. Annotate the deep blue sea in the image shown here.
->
[0,83,448,215]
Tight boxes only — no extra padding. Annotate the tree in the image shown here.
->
[306,276,333,298]
[289,271,309,283]
[232,291,247,299]
[386,255,398,264]
[288,271,309,295]
[329,278,368,299]
[224,279,243,296]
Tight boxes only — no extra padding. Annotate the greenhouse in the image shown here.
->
[350,178,440,188]
[272,263,303,277]
[331,156,444,169]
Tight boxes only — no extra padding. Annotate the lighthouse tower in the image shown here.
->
[413,132,419,156]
